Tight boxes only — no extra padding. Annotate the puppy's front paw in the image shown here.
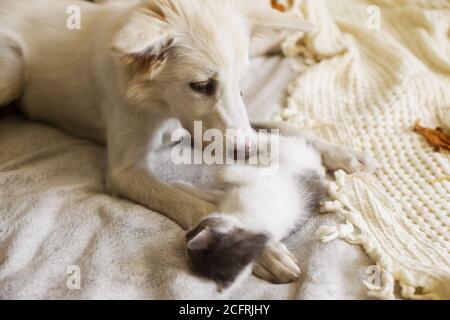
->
[322,146,379,174]
[253,240,301,284]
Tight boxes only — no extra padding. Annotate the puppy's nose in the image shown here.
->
[233,142,255,160]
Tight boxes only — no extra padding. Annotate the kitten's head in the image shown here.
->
[186,216,268,291]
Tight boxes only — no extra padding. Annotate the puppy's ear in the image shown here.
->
[112,8,174,78]
[248,8,317,36]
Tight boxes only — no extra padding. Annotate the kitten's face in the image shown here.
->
[186,216,268,291]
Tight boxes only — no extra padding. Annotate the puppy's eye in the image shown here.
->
[189,79,217,96]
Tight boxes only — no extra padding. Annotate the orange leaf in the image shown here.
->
[271,0,286,12]
[413,121,450,152]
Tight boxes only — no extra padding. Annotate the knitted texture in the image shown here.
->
[277,0,450,299]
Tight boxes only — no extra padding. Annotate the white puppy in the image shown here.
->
[184,133,326,290]
[0,0,377,284]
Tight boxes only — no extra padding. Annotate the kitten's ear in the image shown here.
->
[111,8,174,77]
[187,228,217,250]
[248,8,317,36]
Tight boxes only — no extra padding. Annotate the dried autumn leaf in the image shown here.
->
[271,0,286,12]
[413,121,450,152]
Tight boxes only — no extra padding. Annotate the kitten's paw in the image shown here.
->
[253,241,301,284]
[322,146,379,174]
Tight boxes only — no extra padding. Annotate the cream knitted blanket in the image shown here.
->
[277,0,450,299]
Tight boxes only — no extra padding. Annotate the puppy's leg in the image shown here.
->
[0,33,24,106]
[109,165,218,230]
[252,121,379,173]
[173,181,225,206]
[253,240,301,284]
[106,118,221,230]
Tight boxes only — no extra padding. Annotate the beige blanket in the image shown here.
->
[0,55,372,300]
[2,0,449,300]
[278,0,450,299]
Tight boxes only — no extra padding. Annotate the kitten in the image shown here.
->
[184,133,326,291]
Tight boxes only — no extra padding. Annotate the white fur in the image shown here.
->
[0,0,324,229]
[183,134,325,287]
[0,0,377,284]
[215,135,324,241]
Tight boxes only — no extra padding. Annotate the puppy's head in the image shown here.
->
[112,0,315,154]
[186,216,268,291]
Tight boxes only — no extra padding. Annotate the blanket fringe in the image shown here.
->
[282,0,450,300]
[316,170,448,300]
[316,176,395,299]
